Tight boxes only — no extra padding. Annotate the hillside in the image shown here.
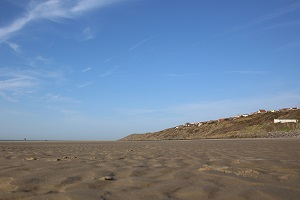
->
[120,109,300,141]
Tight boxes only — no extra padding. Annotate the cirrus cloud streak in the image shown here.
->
[0,0,125,41]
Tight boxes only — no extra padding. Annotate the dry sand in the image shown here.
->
[0,139,300,200]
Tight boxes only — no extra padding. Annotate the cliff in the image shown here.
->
[120,109,300,141]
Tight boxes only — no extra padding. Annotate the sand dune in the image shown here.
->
[1,139,300,199]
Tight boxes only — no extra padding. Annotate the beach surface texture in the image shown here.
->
[1,139,300,199]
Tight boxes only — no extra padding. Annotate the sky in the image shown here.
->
[0,0,300,140]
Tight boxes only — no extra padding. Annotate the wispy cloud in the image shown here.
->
[0,70,39,89]
[6,42,21,53]
[0,15,31,41]
[256,20,300,32]
[166,92,300,122]
[0,0,126,41]
[82,67,92,73]
[99,66,119,77]
[43,93,80,103]
[0,69,39,101]
[70,0,122,13]
[112,91,300,127]
[0,68,66,101]
[235,2,300,31]
[0,92,17,102]
[207,2,300,40]
[100,72,113,77]
[253,2,300,24]
[27,56,51,67]
[128,37,151,51]
[104,57,114,63]
[78,81,93,88]
[118,91,300,125]
[272,39,300,53]
[82,27,94,41]
[0,77,37,90]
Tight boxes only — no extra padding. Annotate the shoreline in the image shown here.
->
[1,136,300,143]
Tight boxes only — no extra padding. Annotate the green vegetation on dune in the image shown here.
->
[120,109,300,141]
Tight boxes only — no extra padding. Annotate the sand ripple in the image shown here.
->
[1,139,300,199]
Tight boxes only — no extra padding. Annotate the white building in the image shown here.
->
[274,119,298,123]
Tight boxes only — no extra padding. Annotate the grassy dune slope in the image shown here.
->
[120,109,300,140]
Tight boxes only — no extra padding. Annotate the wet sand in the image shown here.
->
[0,139,300,200]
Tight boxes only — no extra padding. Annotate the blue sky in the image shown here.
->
[1,0,300,140]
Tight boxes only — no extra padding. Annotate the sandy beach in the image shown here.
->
[0,139,299,200]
